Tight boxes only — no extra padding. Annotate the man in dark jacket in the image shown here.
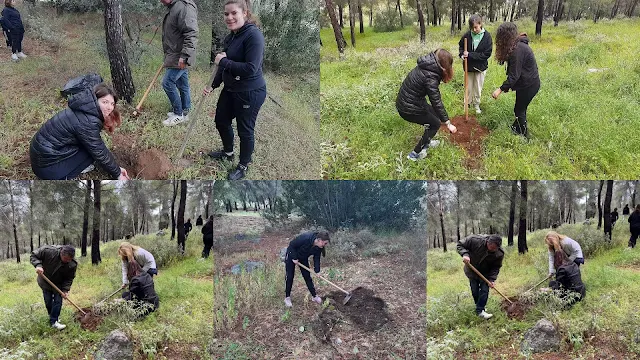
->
[611,208,619,228]
[122,261,159,317]
[196,215,203,226]
[201,215,213,258]
[30,88,126,180]
[184,218,193,237]
[458,14,492,114]
[623,204,630,219]
[30,245,78,330]
[628,204,640,249]
[284,231,330,308]
[161,0,198,127]
[457,234,504,319]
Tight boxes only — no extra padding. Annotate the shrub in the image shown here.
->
[21,6,66,50]
[124,235,183,268]
[374,7,402,33]
[1,263,33,285]
[555,223,616,257]
[426,291,474,333]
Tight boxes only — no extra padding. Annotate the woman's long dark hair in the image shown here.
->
[225,0,260,26]
[94,83,121,134]
[434,49,454,83]
[495,22,519,64]
[126,259,142,282]
[553,250,570,270]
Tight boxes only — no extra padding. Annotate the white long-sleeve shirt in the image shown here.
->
[122,247,156,285]
[548,237,583,274]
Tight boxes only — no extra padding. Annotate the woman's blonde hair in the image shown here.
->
[544,231,566,252]
[118,242,141,263]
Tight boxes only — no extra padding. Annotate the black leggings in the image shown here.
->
[630,227,640,248]
[10,30,23,54]
[513,80,540,133]
[399,107,441,153]
[32,148,94,180]
[284,257,316,298]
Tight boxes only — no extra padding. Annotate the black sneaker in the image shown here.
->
[208,150,234,161]
[510,119,528,138]
[228,164,248,180]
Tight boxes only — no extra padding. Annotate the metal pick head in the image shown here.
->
[342,293,352,305]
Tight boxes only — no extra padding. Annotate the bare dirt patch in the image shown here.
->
[110,133,172,179]
[445,115,489,169]
[323,287,390,332]
[75,307,103,331]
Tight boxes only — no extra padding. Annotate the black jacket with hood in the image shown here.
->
[499,36,540,93]
[457,235,504,282]
[396,51,450,122]
[286,231,323,273]
[30,245,78,293]
[629,211,640,231]
[551,261,586,301]
[29,89,121,179]
[201,219,213,244]
[458,30,493,72]
[125,272,160,310]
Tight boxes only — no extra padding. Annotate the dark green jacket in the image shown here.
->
[30,245,77,292]
[162,0,198,68]
[456,235,504,282]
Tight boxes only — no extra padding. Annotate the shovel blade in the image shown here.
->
[342,293,352,305]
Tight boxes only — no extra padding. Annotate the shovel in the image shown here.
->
[465,262,512,305]
[38,273,86,315]
[132,63,164,117]
[523,274,553,294]
[295,262,353,305]
[95,287,124,306]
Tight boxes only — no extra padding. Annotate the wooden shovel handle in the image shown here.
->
[39,273,86,315]
[464,38,469,120]
[135,63,164,112]
[465,262,512,304]
[524,274,553,294]
[295,262,350,296]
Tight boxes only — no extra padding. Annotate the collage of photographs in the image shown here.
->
[0,0,639,359]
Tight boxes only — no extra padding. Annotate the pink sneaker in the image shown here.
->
[312,296,322,304]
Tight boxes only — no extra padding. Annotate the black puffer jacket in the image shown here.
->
[396,52,449,122]
[457,235,504,282]
[458,30,493,72]
[126,272,160,310]
[499,36,540,93]
[551,262,585,300]
[202,219,213,244]
[30,245,78,293]
[29,89,121,179]
[629,211,640,231]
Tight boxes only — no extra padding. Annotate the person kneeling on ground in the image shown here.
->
[30,84,130,180]
[548,248,585,307]
[284,230,330,308]
[457,234,504,320]
[396,48,458,161]
[118,242,158,289]
[30,245,78,330]
[122,260,159,317]
[544,231,584,277]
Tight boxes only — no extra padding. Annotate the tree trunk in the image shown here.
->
[91,180,102,265]
[102,0,135,103]
[177,180,187,253]
[510,0,517,22]
[456,183,461,242]
[457,1,462,31]
[358,0,364,33]
[489,0,494,21]
[535,0,544,35]
[604,180,613,241]
[633,180,638,207]
[6,181,21,263]
[81,180,92,257]
[508,180,517,246]
[29,181,34,253]
[518,180,528,254]
[397,0,404,27]
[338,4,344,27]
[450,0,456,34]
[417,0,426,43]
[348,0,356,47]
[210,0,226,64]
[326,0,346,54]
[597,180,604,229]
[369,7,373,27]
[432,0,438,26]
[437,182,448,252]
[171,179,178,240]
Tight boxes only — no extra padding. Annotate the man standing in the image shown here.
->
[457,234,504,319]
[160,0,198,127]
[30,245,78,330]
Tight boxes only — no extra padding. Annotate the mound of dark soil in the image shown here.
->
[445,115,489,169]
[111,134,172,179]
[501,296,533,320]
[325,287,390,332]
[75,307,103,330]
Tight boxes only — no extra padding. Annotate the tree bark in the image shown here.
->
[597,180,604,229]
[604,180,613,241]
[29,181,34,253]
[177,180,187,253]
[508,180,517,246]
[456,182,461,242]
[437,182,447,252]
[535,0,544,35]
[397,0,404,27]
[91,180,102,265]
[6,181,21,263]
[102,0,135,103]
[518,180,528,254]
[417,0,426,43]
[357,0,364,33]
[348,0,356,47]
[326,0,346,54]
[81,180,92,257]
[432,0,438,26]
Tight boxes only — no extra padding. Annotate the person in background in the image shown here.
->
[201,215,214,258]
[627,204,640,250]
[2,0,26,61]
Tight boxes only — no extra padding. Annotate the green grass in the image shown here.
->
[321,19,640,179]
[0,7,319,180]
[0,232,213,359]
[426,223,640,358]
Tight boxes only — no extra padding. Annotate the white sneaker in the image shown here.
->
[407,149,428,161]
[80,164,95,174]
[11,53,18,61]
[312,296,322,304]
[162,114,188,127]
[475,104,482,114]
[284,297,292,307]
[17,52,27,59]
[52,321,66,330]
[429,140,441,148]
[624,247,632,251]
[478,310,493,319]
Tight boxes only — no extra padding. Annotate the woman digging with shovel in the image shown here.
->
[203,0,267,180]
[121,260,160,317]
[396,49,458,161]
[544,246,586,307]
[544,231,584,277]
[284,231,330,308]
[118,242,158,290]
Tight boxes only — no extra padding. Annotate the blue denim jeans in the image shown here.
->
[162,68,191,115]
[469,277,490,314]
[42,289,63,325]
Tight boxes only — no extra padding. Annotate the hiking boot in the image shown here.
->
[312,296,322,304]
[407,149,428,161]
[284,297,292,308]
[80,164,95,174]
[478,310,493,319]
[162,114,188,127]
[51,321,66,330]
[228,164,248,180]
[11,53,18,61]
[207,150,234,162]
[17,52,27,59]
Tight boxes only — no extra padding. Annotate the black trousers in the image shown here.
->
[513,80,540,134]
[284,256,316,298]
[399,107,441,153]
[630,227,640,248]
[214,86,267,166]
[32,147,94,180]
[10,30,23,54]
[202,241,213,258]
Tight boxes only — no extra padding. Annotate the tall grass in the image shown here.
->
[321,19,640,179]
